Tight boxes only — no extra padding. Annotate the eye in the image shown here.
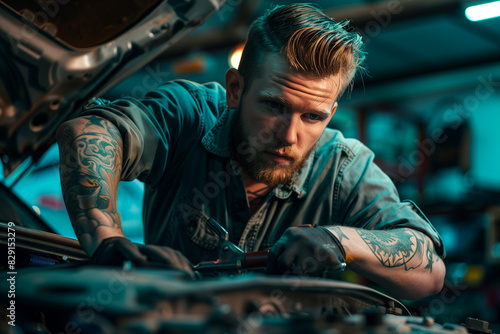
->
[304,113,323,122]
[264,100,284,113]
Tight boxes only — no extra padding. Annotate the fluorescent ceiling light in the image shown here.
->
[465,1,500,21]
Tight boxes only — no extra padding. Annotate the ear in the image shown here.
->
[328,102,338,122]
[225,68,244,109]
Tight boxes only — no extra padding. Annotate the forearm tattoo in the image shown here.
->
[59,115,123,240]
[356,229,435,271]
[329,226,350,243]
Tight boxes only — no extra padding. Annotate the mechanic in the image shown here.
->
[56,3,446,300]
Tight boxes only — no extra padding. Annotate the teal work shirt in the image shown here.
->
[80,80,445,265]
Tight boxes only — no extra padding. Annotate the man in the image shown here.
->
[57,3,445,300]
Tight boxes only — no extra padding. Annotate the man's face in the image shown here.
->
[232,56,340,188]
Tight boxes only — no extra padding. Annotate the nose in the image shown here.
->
[275,114,298,146]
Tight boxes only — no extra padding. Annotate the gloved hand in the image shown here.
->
[266,226,346,276]
[91,237,194,277]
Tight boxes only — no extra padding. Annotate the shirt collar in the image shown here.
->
[201,107,312,198]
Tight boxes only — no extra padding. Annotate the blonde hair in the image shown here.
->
[238,3,365,98]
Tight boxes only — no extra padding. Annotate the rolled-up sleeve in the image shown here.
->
[335,141,446,258]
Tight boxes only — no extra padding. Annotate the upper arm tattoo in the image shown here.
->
[59,116,123,240]
[356,229,428,271]
[424,236,440,272]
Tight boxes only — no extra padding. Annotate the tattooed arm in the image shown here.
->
[326,226,445,300]
[56,115,125,256]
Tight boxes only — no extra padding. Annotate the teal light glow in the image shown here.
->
[465,1,500,21]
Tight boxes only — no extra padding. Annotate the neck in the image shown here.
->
[242,170,271,216]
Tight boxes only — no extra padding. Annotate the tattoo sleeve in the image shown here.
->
[424,235,440,272]
[356,228,431,271]
[58,116,123,244]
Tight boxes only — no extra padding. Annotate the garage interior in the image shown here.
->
[1,0,500,331]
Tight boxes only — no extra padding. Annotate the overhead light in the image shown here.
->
[229,43,245,69]
[465,1,500,21]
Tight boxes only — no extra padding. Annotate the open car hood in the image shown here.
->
[0,0,225,176]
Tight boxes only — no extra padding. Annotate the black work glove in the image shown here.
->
[266,226,346,276]
[91,237,194,277]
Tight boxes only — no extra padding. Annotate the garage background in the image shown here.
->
[2,0,499,328]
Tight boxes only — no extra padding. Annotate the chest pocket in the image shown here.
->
[176,201,220,251]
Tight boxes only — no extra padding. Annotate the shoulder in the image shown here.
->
[142,80,227,119]
[153,79,226,104]
[315,128,372,161]
[180,80,227,98]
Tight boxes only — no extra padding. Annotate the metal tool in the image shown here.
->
[193,218,268,276]
[193,220,347,276]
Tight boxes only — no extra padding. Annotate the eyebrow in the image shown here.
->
[258,92,333,118]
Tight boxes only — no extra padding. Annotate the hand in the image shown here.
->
[91,237,195,277]
[266,226,345,276]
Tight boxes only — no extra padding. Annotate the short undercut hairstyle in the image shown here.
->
[238,3,366,98]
